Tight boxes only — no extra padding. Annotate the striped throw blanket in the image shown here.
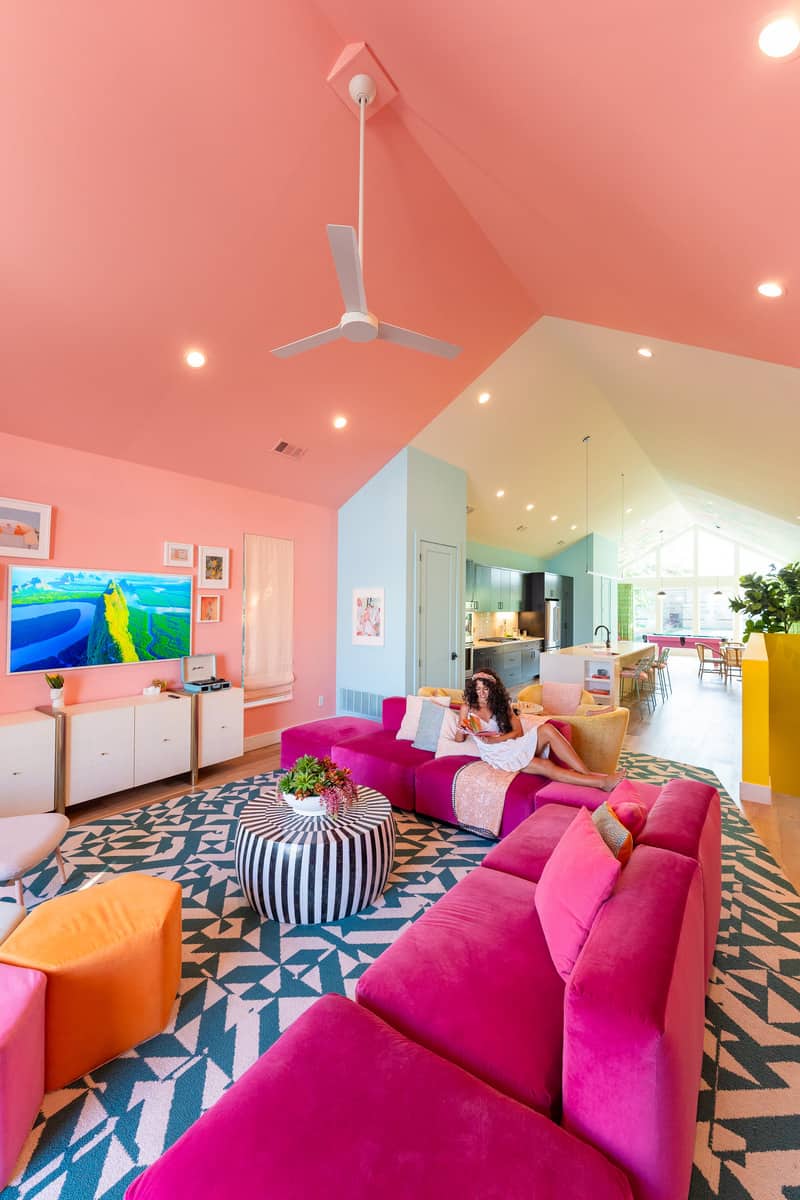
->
[451,760,518,840]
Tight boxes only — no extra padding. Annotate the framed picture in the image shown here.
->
[352,588,384,646]
[163,541,194,567]
[0,497,52,560]
[199,546,230,589]
[197,594,221,623]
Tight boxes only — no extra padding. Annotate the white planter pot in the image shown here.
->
[282,791,325,816]
[49,688,64,709]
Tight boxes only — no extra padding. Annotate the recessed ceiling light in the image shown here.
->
[625,507,633,514]
[526,503,535,511]
[185,349,206,369]
[550,514,558,522]
[637,347,653,358]
[758,16,800,57]
[570,523,577,531]
[332,415,348,429]
[496,489,505,498]
[478,392,491,405]
[757,280,784,298]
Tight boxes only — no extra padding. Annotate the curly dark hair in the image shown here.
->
[464,669,514,734]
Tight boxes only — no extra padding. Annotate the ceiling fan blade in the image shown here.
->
[327,225,367,313]
[378,323,461,359]
[271,326,342,358]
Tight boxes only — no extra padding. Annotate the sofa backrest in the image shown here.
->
[382,696,408,733]
[638,779,721,981]
[561,846,704,1200]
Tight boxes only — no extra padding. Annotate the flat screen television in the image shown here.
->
[8,566,192,674]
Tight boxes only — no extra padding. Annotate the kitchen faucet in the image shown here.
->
[594,624,611,649]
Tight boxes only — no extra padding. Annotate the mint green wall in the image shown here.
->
[466,541,546,571]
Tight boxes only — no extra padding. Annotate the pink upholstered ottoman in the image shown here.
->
[125,994,633,1200]
[0,962,46,1190]
[280,716,378,770]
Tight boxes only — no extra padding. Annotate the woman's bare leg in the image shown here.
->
[535,724,592,774]
[521,757,625,792]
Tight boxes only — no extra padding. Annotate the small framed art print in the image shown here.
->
[197,594,221,623]
[199,545,230,589]
[0,497,52,560]
[163,541,194,567]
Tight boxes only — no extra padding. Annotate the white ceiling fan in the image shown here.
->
[271,74,461,360]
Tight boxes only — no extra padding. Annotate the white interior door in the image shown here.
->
[417,540,459,689]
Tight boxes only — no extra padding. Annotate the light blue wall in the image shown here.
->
[337,448,467,710]
[406,448,467,690]
[337,451,409,707]
[545,534,619,645]
[467,541,546,572]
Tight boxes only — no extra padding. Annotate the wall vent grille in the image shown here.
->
[339,688,383,719]
[272,440,308,460]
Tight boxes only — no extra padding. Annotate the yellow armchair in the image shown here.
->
[418,687,464,703]
[516,683,596,710]
[516,684,629,774]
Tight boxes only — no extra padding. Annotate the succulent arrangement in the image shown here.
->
[279,755,358,817]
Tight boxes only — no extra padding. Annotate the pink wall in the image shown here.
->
[0,432,337,738]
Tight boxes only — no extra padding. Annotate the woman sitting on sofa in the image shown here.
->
[456,670,624,791]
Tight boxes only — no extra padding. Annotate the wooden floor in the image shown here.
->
[69,656,800,891]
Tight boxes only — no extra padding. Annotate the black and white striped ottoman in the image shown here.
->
[234,786,396,923]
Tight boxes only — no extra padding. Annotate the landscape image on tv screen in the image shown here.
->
[8,566,192,674]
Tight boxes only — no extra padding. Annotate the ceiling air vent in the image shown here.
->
[272,440,308,460]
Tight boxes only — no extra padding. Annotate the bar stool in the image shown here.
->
[652,646,672,699]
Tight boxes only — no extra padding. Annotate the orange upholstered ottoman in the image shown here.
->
[0,873,181,1090]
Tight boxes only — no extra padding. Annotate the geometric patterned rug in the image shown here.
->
[3,751,799,1199]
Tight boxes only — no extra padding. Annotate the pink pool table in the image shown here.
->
[646,635,722,654]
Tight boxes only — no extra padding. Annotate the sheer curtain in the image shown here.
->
[243,534,294,701]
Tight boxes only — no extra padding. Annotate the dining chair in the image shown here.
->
[723,644,743,682]
[696,643,725,679]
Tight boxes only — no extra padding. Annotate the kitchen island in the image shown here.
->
[539,641,655,706]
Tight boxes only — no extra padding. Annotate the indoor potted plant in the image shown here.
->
[278,755,359,817]
[729,563,800,639]
[44,672,65,707]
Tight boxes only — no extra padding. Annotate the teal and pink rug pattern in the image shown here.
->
[3,751,799,1199]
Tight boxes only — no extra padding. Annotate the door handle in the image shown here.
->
[450,652,458,661]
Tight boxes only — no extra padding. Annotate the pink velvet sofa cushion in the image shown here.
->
[280,715,378,770]
[414,755,551,835]
[535,808,621,980]
[481,804,578,882]
[534,777,661,813]
[356,867,564,1114]
[637,778,721,980]
[0,962,46,1191]
[332,730,431,811]
[125,995,633,1200]
[562,846,705,1200]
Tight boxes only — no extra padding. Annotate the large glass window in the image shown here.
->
[697,530,735,578]
[661,531,695,577]
[661,587,692,633]
[738,546,783,577]
[698,588,734,635]
[625,549,657,578]
[633,587,657,637]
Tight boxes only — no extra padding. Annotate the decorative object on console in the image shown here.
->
[163,541,194,567]
[0,496,52,560]
[44,672,64,708]
[352,587,384,646]
[8,566,192,673]
[197,594,221,623]
[278,754,358,817]
[199,546,229,589]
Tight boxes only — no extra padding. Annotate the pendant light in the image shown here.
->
[619,473,625,579]
[713,578,723,596]
[583,434,591,575]
[656,530,666,596]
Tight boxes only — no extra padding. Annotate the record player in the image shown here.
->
[181,654,231,693]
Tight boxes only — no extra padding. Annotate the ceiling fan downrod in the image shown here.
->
[348,74,377,267]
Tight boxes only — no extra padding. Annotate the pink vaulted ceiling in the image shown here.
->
[2,1,798,508]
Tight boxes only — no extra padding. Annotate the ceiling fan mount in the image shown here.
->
[271,74,461,361]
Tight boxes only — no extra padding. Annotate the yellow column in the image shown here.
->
[764,633,800,797]
[741,634,770,795]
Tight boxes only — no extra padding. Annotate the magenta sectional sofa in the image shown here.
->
[126,801,710,1200]
[284,697,571,834]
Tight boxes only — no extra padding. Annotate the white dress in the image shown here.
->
[469,714,543,773]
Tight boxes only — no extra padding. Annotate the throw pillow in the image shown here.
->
[541,682,583,715]
[592,802,634,865]
[412,700,449,752]
[396,695,450,741]
[608,785,648,841]
[535,807,621,981]
[434,708,482,758]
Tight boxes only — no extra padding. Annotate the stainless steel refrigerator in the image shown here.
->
[544,598,561,650]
